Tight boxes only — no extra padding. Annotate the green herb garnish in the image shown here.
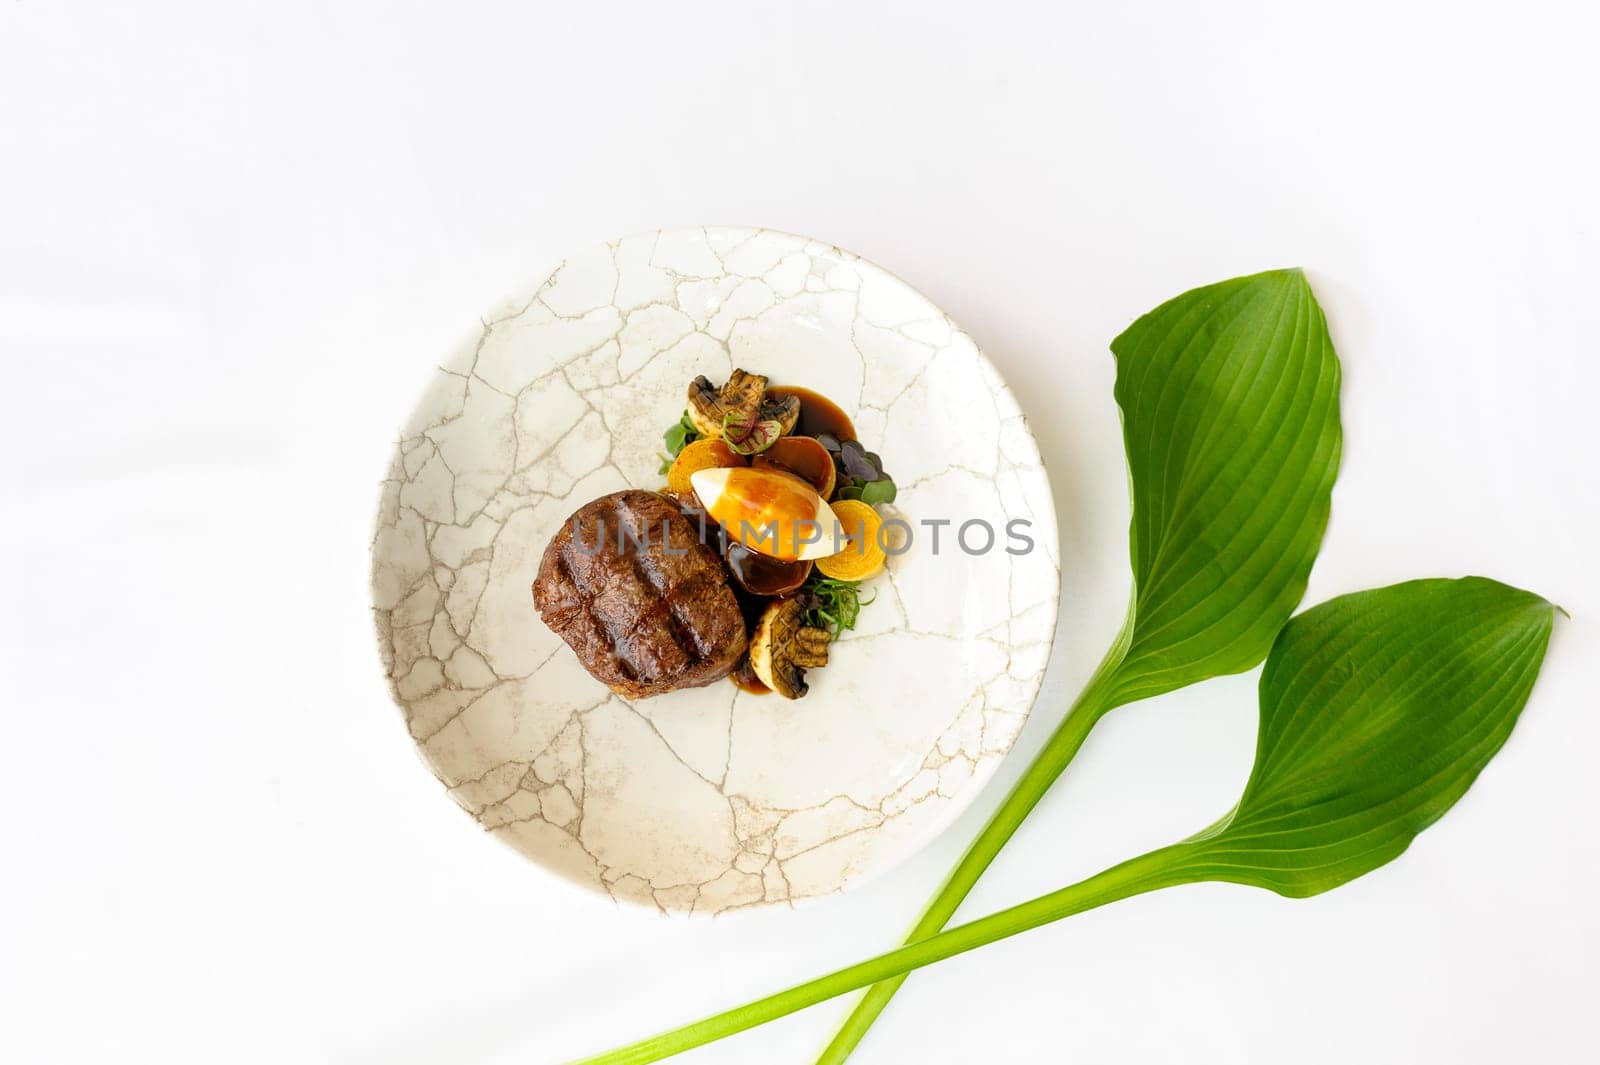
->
[857,478,896,505]
[658,411,700,474]
[802,573,876,638]
[721,411,781,455]
[816,434,896,502]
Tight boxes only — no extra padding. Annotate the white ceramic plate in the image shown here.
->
[371,228,1059,914]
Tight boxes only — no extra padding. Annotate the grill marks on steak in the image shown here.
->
[533,491,746,698]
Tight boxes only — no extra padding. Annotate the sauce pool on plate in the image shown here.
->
[768,386,856,442]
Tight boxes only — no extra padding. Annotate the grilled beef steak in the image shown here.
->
[533,490,746,698]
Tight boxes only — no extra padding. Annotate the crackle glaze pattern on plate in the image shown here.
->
[371,228,1059,914]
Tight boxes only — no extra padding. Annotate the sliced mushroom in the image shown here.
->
[747,597,831,699]
[762,390,802,438]
[686,368,802,439]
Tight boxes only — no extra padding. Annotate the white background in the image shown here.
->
[3,2,1596,1063]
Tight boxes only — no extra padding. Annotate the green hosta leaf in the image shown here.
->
[1106,269,1342,707]
[811,269,1346,1064]
[1188,577,1556,896]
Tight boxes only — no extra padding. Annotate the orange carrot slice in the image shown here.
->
[817,500,886,581]
[667,438,743,496]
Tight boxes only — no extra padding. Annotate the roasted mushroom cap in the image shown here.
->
[748,597,831,699]
[687,368,802,439]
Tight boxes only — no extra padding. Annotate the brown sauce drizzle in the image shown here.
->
[725,541,812,596]
[730,656,769,695]
[768,386,857,442]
